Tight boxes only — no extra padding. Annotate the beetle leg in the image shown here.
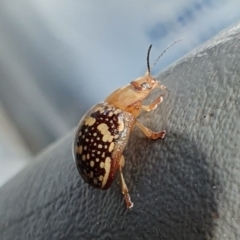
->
[136,121,166,139]
[158,83,166,90]
[119,155,133,209]
[141,96,163,112]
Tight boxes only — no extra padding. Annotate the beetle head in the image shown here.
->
[131,40,182,92]
[130,73,158,92]
[130,44,158,92]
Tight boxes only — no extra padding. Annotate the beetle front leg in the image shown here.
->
[141,95,163,112]
[136,120,166,139]
[119,155,133,209]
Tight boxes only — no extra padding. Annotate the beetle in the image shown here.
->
[73,42,180,209]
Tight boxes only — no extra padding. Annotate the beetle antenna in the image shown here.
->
[147,44,152,75]
[151,39,183,70]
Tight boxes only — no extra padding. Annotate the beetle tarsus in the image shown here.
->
[152,130,166,139]
[119,167,133,209]
[136,121,166,139]
[124,192,134,209]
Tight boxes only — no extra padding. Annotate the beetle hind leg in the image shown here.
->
[136,121,166,139]
[119,155,133,209]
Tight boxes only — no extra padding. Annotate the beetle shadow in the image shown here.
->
[124,131,220,240]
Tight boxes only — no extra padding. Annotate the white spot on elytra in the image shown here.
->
[102,131,114,143]
[78,145,83,154]
[97,123,109,136]
[102,134,108,142]
[109,142,114,152]
[85,117,96,126]
[102,157,111,188]
[114,109,121,114]
[107,135,114,142]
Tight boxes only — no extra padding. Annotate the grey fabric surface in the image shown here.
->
[0,22,240,240]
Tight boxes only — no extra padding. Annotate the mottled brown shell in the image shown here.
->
[73,102,135,190]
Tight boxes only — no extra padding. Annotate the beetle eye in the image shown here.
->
[141,82,150,89]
